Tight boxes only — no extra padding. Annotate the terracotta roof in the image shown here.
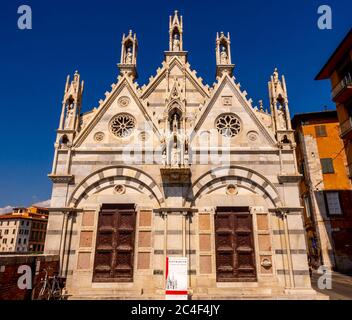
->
[315,28,352,80]
[0,214,47,221]
[291,110,338,128]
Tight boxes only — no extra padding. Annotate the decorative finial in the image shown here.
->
[259,100,264,111]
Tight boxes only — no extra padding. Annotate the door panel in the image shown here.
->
[93,204,136,282]
[215,207,257,282]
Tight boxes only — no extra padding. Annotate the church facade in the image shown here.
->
[45,11,321,299]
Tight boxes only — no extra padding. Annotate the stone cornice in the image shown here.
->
[48,174,74,183]
[278,174,303,183]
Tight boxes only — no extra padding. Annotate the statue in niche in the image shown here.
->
[172,33,180,51]
[125,47,133,64]
[172,114,178,133]
[220,46,228,64]
[161,137,167,166]
[64,103,74,129]
[184,139,189,166]
[171,136,180,167]
[277,106,287,130]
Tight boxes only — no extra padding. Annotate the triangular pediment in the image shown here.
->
[191,74,276,147]
[74,76,161,148]
[140,57,210,101]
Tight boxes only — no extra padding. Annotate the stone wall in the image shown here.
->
[0,254,59,300]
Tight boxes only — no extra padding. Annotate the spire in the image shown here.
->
[268,67,292,132]
[165,10,188,63]
[215,31,235,77]
[118,30,138,80]
[169,10,183,51]
[59,70,84,132]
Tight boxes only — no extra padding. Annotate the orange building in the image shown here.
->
[292,110,352,273]
[316,28,352,180]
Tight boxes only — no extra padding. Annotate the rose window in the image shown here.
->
[216,114,242,138]
[110,113,136,138]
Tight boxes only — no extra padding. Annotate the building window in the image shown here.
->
[5,229,8,235]
[215,114,242,138]
[321,158,335,174]
[11,238,14,244]
[24,238,27,244]
[26,221,29,226]
[21,221,24,226]
[12,229,16,234]
[315,125,327,137]
[3,238,7,244]
[303,195,312,218]
[325,192,343,215]
[18,238,22,244]
[110,113,136,138]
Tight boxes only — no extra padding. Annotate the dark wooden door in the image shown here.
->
[93,204,136,282]
[215,207,257,282]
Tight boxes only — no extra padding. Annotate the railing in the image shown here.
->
[332,72,352,99]
[340,117,352,138]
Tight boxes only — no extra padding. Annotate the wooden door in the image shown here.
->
[215,207,257,282]
[93,204,136,282]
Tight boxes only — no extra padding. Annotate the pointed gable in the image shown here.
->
[191,74,276,147]
[73,76,161,148]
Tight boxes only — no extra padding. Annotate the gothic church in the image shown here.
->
[45,11,321,299]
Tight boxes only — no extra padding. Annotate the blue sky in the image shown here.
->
[0,0,351,207]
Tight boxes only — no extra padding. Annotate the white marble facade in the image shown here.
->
[45,11,322,299]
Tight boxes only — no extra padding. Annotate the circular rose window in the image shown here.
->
[110,113,136,138]
[216,114,242,138]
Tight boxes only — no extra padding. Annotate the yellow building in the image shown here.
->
[0,206,48,253]
[292,111,352,273]
[316,29,352,180]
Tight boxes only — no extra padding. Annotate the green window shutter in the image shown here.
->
[315,125,327,137]
[321,158,334,174]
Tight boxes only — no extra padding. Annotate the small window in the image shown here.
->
[24,238,27,244]
[26,221,29,226]
[18,238,22,244]
[303,195,312,218]
[325,192,343,215]
[3,238,7,244]
[11,238,14,244]
[321,158,335,174]
[12,229,15,234]
[315,125,327,137]
[5,229,8,235]
[21,221,24,226]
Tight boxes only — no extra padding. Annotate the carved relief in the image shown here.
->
[94,132,105,142]
[222,96,233,106]
[118,96,130,107]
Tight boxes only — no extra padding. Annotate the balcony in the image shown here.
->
[340,117,352,139]
[332,73,352,103]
